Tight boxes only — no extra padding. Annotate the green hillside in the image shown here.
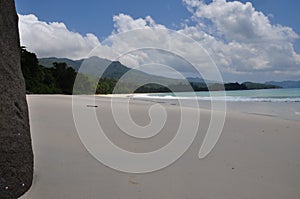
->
[39,57,186,86]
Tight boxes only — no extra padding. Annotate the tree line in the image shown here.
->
[21,48,280,95]
[21,47,117,94]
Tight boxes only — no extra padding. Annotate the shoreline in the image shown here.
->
[127,94,300,122]
[27,93,300,121]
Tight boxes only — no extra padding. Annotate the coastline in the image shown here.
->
[130,93,300,122]
[20,95,300,199]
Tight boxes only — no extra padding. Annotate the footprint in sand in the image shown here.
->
[129,176,140,185]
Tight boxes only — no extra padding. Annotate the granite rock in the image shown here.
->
[0,0,34,198]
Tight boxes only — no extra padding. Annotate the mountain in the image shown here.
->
[186,77,205,83]
[39,57,83,71]
[38,57,286,92]
[242,82,281,89]
[265,81,300,88]
[39,57,185,86]
[187,77,222,84]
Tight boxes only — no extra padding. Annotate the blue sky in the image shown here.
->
[15,0,300,50]
[16,0,190,40]
[15,0,300,81]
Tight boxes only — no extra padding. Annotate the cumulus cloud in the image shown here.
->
[112,14,165,33]
[182,0,300,80]
[184,0,299,43]
[18,0,300,81]
[102,14,216,79]
[106,9,300,80]
[19,14,101,59]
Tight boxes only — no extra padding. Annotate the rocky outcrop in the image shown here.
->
[0,0,34,198]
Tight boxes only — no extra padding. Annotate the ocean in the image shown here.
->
[133,88,300,121]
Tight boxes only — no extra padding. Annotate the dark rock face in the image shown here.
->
[0,0,34,198]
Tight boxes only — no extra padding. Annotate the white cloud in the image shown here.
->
[112,14,165,33]
[18,0,300,81]
[182,0,300,79]
[184,0,299,43]
[19,14,101,59]
[103,14,216,79]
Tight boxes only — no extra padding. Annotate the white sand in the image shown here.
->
[20,95,300,199]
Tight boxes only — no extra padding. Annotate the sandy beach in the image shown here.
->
[20,95,300,199]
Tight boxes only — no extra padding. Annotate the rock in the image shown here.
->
[0,0,34,198]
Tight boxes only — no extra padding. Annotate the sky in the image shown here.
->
[16,0,300,82]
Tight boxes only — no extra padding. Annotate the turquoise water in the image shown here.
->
[143,88,300,102]
[133,88,300,121]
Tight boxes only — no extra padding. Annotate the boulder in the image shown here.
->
[0,0,34,198]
